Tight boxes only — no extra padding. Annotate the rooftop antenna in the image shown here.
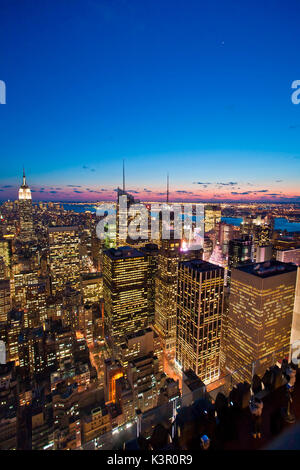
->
[166,173,169,203]
[123,159,125,192]
[22,167,26,185]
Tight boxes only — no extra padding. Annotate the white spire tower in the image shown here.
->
[18,168,32,200]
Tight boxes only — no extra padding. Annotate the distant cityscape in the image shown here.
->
[1,0,300,453]
[0,169,299,450]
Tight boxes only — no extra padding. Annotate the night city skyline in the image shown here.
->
[0,0,300,457]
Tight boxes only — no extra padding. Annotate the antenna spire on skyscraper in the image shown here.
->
[123,159,125,192]
[167,173,169,203]
[22,167,26,186]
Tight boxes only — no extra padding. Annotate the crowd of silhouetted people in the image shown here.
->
[124,359,298,451]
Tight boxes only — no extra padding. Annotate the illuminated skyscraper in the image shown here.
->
[6,309,23,363]
[18,169,35,242]
[291,267,300,344]
[48,227,81,295]
[226,261,297,382]
[0,280,11,323]
[116,188,138,247]
[176,260,224,383]
[0,238,12,280]
[154,237,181,357]
[204,205,221,233]
[12,270,47,328]
[276,248,300,266]
[154,234,202,359]
[241,216,273,261]
[209,243,228,285]
[103,246,149,347]
[18,327,45,376]
[115,161,148,248]
[228,236,253,269]
[140,243,159,325]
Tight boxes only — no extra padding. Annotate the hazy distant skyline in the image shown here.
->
[1,0,300,202]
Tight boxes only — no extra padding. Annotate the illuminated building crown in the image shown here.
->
[18,168,32,200]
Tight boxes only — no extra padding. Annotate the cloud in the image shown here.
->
[231,189,269,195]
[231,191,251,195]
[73,190,83,193]
[193,181,237,186]
[67,185,82,188]
[175,190,193,194]
[193,182,212,185]
[275,180,283,183]
[49,191,57,194]
[82,165,96,172]
[1,185,13,188]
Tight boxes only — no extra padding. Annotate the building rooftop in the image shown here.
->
[235,260,298,278]
[179,259,223,273]
[183,369,206,392]
[125,327,153,341]
[8,309,23,322]
[81,402,107,421]
[104,246,145,260]
[81,272,102,281]
[140,243,159,253]
[229,237,252,244]
[48,226,78,233]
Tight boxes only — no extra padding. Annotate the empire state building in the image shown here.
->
[18,169,34,241]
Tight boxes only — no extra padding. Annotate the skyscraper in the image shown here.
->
[228,236,253,269]
[18,169,35,242]
[0,280,11,323]
[291,267,300,345]
[204,205,221,233]
[139,243,159,325]
[226,261,297,382]
[241,216,273,261]
[154,237,181,358]
[276,247,300,266]
[115,161,148,248]
[176,260,224,383]
[0,238,12,280]
[48,227,81,295]
[103,246,149,347]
